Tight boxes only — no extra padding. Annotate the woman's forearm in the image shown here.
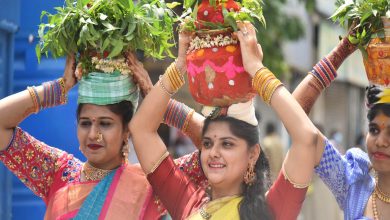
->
[130,63,185,174]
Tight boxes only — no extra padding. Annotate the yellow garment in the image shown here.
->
[378,87,390,104]
[187,196,242,220]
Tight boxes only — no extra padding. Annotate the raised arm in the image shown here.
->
[292,37,356,114]
[0,55,76,151]
[129,31,192,173]
[237,22,320,185]
[125,52,204,149]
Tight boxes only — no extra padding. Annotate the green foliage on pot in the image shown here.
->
[36,0,177,62]
[331,0,390,53]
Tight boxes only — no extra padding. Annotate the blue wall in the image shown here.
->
[2,0,84,219]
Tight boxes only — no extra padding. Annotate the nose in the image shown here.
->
[87,123,100,142]
[376,131,390,148]
[209,145,221,158]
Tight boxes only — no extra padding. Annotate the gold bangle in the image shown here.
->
[57,78,68,104]
[165,62,185,92]
[259,75,276,97]
[159,75,175,96]
[182,109,195,133]
[282,165,310,189]
[27,87,39,113]
[264,79,283,104]
[148,151,170,175]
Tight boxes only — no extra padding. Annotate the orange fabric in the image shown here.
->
[45,165,160,220]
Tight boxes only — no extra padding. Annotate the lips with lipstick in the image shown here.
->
[372,152,390,160]
[87,144,104,150]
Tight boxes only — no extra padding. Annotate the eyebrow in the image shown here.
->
[203,136,237,141]
[79,117,114,120]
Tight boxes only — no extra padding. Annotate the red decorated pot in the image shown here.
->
[363,17,390,86]
[186,29,256,107]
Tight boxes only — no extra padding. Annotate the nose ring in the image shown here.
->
[96,132,103,143]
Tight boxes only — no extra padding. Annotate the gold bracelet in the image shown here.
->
[259,75,276,97]
[27,87,39,113]
[165,62,185,92]
[159,75,175,96]
[182,109,195,133]
[57,78,68,105]
[282,165,310,189]
[148,151,170,175]
[264,79,283,104]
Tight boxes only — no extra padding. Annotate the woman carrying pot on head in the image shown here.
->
[0,53,210,219]
[293,42,390,220]
[130,21,327,220]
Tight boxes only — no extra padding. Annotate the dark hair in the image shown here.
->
[202,116,272,220]
[76,101,134,128]
[367,104,390,121]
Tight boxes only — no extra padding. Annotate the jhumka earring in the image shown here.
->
[122,141,130,164]
[244,162,256,185]
[96,132,103,143]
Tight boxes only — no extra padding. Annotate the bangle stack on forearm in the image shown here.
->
[252,67,283,105]
[159,62,185,96]
[27,78,68,113]
[163,99,195,133]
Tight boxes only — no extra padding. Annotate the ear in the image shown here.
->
[123,129,131,141]
[249,143,261,163]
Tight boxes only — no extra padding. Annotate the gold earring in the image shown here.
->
[122,141,130,164]
[244,162,256,185]
[96,132,103,143]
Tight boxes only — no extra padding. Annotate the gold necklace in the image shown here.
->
[372,192,379,220]
[375,185,390,204]
[82,163,112,181]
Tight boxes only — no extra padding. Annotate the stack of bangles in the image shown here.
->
[26,78,68,113]
[159,62,185,96]
[252,67,283,105]
[163,99,195,133]
[309,57,337,90]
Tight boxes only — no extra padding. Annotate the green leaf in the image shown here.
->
[348,35,360,44]
[108,40,124,58]
[35,44,42,63]
[167,2,181,9]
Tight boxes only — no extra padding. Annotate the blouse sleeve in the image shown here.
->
[314,139,371,209]
[266,171,308,220]
[0,127,82,202]
[174,150,208,189]
[148,154,207,220]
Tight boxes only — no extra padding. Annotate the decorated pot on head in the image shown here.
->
[36,0,176,98]
[185,0,259,107]
[363,17,390,87]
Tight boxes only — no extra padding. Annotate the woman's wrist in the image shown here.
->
[252,67,283,105]
[327,37,356,70]
[159,62,185,96]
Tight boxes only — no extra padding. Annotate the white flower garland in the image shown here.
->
[91,57,132,75]
[187,34,238,53]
